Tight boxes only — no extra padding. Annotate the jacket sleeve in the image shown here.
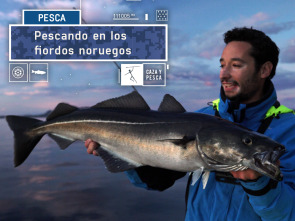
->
[126,166,186,191]
[240,116,295,220]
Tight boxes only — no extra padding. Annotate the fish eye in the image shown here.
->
[242,137,252,145]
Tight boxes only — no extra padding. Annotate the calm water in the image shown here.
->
[0,119,187,221]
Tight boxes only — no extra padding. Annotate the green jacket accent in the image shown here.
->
[212,98,294,119]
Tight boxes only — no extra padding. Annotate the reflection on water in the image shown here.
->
[0,119,187,220]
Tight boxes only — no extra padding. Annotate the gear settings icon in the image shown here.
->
[12,66,25,79]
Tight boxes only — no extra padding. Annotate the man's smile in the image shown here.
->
[222,81,239,92]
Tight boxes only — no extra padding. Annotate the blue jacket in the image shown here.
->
[127,84,295,220]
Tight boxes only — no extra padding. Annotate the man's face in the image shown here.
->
[219,41,265,104]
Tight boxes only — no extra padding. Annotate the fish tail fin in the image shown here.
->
[6,115,44,167]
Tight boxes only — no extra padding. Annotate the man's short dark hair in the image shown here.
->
[224,27,279,79]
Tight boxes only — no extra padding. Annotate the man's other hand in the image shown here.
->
[85,139,100,156]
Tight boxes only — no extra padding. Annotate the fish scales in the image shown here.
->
[6,91,285,181]
[30,109,204,171]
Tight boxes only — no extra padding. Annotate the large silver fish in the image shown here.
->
[6,91,285,181]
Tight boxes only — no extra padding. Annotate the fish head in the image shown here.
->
[196,122,285,181]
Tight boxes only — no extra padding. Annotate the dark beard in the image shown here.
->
[223,71,261,103]
[227,83,261,102]
[227,88,260,103]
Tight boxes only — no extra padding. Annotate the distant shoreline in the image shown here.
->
[0,110,51,119]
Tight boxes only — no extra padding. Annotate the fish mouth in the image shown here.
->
[253,145,285,181]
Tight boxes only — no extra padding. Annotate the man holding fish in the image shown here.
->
[85,27,295,220]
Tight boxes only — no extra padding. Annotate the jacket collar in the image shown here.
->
[218,81,277,127]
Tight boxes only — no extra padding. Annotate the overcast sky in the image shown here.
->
[1,0,295,115]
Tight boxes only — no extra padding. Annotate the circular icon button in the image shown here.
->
[12,66,25,79]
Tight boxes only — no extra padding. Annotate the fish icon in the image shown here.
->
[32,70,46,75]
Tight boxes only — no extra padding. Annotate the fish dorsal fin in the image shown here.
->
[158,94,186,113]
[91,91,150,110]
[47,103,78,121]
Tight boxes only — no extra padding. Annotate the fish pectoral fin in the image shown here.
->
[158,94,186,113]
[91,91,150,111]
[46,103,78,121]
[97,148,141,173]
[202,171,210,189]
[191,169,210,189]
[191,167,204,186]
[48,134,75,150]
[158,136,195,149]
